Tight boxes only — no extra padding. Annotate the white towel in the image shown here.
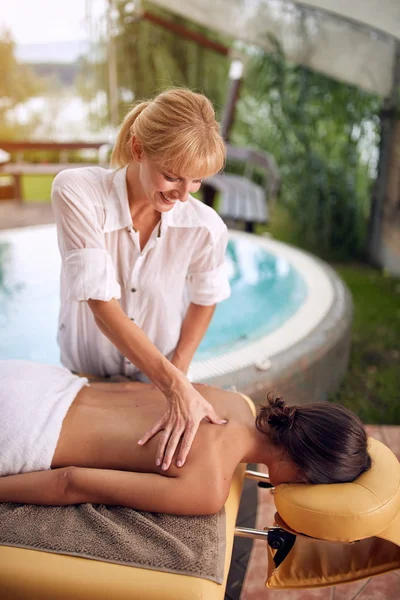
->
[0,360,88,477]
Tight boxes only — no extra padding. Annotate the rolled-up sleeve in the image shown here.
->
[187,225,231,305]
[52,170,121,302]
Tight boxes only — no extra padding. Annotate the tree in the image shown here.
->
[82,1,230,127]
[233,40,381,259]
[0,30,45,139]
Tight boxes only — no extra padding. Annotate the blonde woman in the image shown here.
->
[51,89,230,473]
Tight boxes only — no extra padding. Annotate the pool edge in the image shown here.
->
[195,241,353,405]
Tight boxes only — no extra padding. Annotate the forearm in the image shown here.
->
[0,466,214,515]
[88,298,186,395]
[0,468,72,505]
[0,467,157,509]
[172,303,216,373]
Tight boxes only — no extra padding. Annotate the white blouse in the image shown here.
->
[52,165,230,377]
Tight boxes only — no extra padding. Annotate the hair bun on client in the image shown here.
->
[255,393,371,484]
[257,393,297,433]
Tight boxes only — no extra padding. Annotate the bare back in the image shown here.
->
[53,382,255,483]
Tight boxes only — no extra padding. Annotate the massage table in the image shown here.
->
[0,395,399,598]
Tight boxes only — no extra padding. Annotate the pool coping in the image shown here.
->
[192,235,353,405]
[190,231,335,382]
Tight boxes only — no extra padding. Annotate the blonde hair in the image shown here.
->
[110,88,226,177]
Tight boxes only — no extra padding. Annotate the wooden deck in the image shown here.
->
[0,139,110,202]
[0,200,54,230]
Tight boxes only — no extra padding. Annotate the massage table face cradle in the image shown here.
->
[237,437,400,590]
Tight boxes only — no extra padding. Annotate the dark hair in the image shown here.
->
[255,393,371,484]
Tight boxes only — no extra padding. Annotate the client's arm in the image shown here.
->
[0,466,227,516]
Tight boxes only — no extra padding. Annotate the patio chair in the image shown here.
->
[202,144,281,233]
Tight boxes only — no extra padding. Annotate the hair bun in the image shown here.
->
[266,394,296,432]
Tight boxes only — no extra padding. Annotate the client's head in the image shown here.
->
[256,394,371,486]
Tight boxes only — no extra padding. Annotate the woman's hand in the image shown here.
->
[87,300,225,470]
[138,378,227,471]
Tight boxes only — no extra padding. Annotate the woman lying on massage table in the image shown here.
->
[0,361,371,515]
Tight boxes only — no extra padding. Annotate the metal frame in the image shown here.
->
[234,469,276,541]
[234,470,297,565]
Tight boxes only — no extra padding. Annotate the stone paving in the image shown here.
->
[0,200,54,230]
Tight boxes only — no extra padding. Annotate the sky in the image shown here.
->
[0,0,105,45]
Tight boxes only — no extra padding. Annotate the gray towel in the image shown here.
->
[0,502,226,584]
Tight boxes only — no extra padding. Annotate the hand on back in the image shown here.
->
[138,378,227,471]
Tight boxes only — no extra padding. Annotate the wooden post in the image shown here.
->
[59,150,69,163]
[221,59,244,141]
[14,174,23,203]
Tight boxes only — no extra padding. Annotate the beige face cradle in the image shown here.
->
[237,437,400,590]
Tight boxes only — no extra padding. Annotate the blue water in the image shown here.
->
[0,226,306,364]
[196,236,307,359]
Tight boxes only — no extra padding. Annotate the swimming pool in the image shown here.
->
[0,225,308,367]
[0,224,352,403]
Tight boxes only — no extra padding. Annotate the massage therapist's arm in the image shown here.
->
[0,467,225,516]
[88,298,184,392]
[88,298,226,471]
[171,303,216,374]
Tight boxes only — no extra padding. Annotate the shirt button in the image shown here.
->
[131,287,136,292]
[130,317,135,321]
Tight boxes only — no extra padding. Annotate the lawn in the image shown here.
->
[16,176,400,424]
[332,264,400,424]
[0,173,54,203]
[21,175,54,202]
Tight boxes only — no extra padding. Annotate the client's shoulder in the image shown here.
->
[193,383,256,421]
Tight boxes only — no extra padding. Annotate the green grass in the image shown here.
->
[331,265,400,424]
[267,206,400,425]
[22,175,53,202]
[0,174,53,203]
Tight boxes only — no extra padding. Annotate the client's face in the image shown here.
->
[268,457,303,487]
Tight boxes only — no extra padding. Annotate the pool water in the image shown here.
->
[0,226,306,365]
[196,236,306,359]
